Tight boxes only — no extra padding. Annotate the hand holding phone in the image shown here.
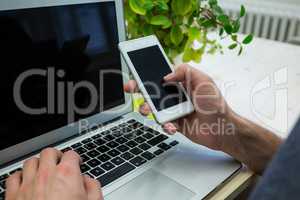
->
[119,35,194,124]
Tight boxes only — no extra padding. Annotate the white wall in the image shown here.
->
[244,0,300,5]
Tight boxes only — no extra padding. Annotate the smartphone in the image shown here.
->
[119,35,194,124]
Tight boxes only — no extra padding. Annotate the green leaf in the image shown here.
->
[217,15,229,25]
[219,28,224,36]
[183,48,203,63]
[142,24,154,36]
[144,0,154,11]
[232,20,240,33]
[201,19,215,28]
[170,25,184,46]
[240,5,246,17]
[208,0,218,7]
[157,1,169,11]
[188,27,201,40]
[224,24,233,34]
[228,43,238,49]
[242,34,253,44]
[231,34,237,41]
[163,33,173,47]
[150,15,172,28]
[238,46,243,55]
[212,5,223,15]
[125,4,137,24]
[171,0,193,16]
[129,0,146,15]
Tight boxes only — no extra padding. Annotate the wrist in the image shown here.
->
[218,109,245,155]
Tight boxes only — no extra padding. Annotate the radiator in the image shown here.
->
[219,0,300,45]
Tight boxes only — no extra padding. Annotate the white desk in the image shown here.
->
[186,35,300,199]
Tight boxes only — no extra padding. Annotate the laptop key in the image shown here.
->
[0,192,4,200]
[126,119,136,124]
[111,157,125,166]
[92,134,102,140]
[71,142,82,149]
[82,138,92,144]
[129,147,142,155]
[120,152,134,160]
[107,149,120,157]
[154,149,164,156]
[90,167,105,177]
[81,154,91,163]
[94,138,106,146]
[97,162,135,187]
[74,147,87,155]
[0,180,5,189]
[158,143,171,151]
[97,154,111,162]
[169,140,179,146]
[61,147,72,153]
[139,143,151,151]
[129,156,147,167]
[115,137,128,144]
[106,141,119,148]
[117,145,130,152]
[96,145,110,153]
[143,132,154,139]
[87,159,101,168]
[101,162,115,171]
[112,130,122,137]
[84,142,97,150]
[134,136,146,143]
[80,164,91,173]
[147,134,168,146]
[141,152,155,160]
[101,130,111,136]
[126,141,138,148]
[87,150,100,158]
[103,135,115,141]
[0,174,8,182]
[124,133,136,140]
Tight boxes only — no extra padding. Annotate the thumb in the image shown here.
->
[84,175,103,200]
[164,64,191,83]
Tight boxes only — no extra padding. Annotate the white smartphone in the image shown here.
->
[119,35,194,124]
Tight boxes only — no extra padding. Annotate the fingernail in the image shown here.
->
[164,73,174,81]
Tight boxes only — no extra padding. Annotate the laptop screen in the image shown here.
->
[0,2,125,151]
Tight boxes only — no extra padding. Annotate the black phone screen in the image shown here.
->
[128,45,187,111]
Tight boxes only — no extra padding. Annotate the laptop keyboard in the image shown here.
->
[0,119,178,199]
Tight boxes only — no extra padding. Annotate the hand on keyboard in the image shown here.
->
[5,148,103,200]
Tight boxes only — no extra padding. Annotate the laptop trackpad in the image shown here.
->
[105,169,195,200]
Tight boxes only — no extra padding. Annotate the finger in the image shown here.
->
[139,103,152,116]
[39,148,63,170]
[22,157,39,185]
[124,80,139,93]
[59,150,82,174]
[164,64,191,83]
[163,123,178,135]
[84,176,103,200]
[6,171,22,200]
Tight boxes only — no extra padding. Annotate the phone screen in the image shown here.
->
[128,45,187,111]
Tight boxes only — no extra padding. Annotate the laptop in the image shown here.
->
[0,0,241,199]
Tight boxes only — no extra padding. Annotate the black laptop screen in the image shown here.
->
[0,2,125,151]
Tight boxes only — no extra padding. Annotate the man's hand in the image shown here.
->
[5,148,103,200]
[124,64,282,173]
[125,64,234,151]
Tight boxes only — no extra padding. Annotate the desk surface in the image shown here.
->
[188,35,300,199]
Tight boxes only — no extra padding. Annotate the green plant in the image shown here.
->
[124,0,253,63]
